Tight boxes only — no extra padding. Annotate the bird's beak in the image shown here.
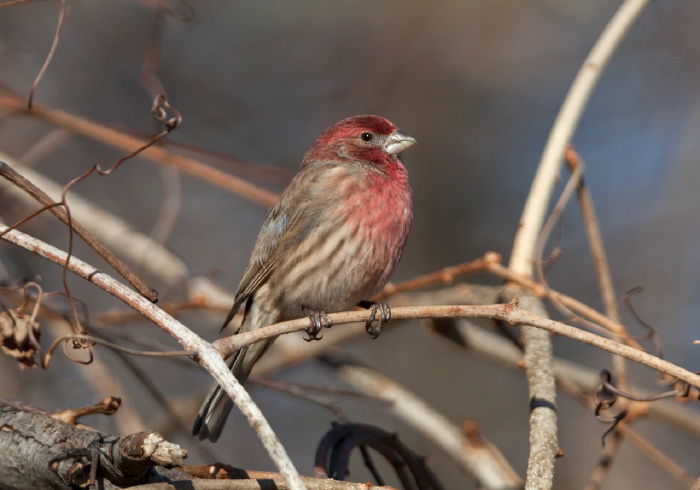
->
[385,130,417,155]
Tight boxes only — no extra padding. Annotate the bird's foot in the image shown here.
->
[358,300,391,339]
[303,307,333,341]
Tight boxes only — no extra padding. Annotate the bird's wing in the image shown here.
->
[220,197,291,330]
[220,163,339,331]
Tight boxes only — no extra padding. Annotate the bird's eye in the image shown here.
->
[361,132,374,142]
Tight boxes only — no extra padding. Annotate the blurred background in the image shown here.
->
[1,1,699,488]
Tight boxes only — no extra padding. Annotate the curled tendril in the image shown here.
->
[151,93,182,131]
[622,287,664,358]
[594,369,693,445]
[44,333,197,369]
[62,337,94,366]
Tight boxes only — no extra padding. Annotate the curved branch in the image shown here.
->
[509,0,651,273]
[0,224,305,490]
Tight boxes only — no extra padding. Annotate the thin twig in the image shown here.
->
[486,261,645,350]
[27,0,66,108]
[376,252,502,300]
[565,147,623,330]
[566,146,629,390]
[42,333,197,369]
[253,378,351,422]
[0,0,41,6]
[616,421,695,487]
[181,465,400,490]
[0,155,189,288]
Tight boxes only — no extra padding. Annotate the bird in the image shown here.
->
[193,115,415,442]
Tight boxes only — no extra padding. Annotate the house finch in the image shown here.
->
[193,115,415,442]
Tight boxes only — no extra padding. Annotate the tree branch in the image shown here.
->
[0,223,305,490]
[0,94,278,207]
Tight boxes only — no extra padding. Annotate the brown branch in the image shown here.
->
[51,396,121,425]
[485,260,646,350]
[0,95,279,207]
[0,0,41,6]
[181,464,399,490]
[376,252,502,300]
[565,147,623,331]
[616,422,695,488]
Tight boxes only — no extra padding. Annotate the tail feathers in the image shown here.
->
[192,339,272,442]
[192,385,232,442]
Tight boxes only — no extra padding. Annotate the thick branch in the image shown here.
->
[0,398,187,490]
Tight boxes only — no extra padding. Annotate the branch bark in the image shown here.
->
[0,398,187,490]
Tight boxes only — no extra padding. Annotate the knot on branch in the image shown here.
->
[0,397,187,488]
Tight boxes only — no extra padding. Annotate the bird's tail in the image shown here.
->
[192,336,273,442]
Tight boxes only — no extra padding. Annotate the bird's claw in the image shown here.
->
[360,301,391,339]
[303,307,333,342]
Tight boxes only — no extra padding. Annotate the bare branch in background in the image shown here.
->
[0,94,279,207]
[320,350,522,490]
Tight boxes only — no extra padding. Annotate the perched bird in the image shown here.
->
[193,115,415,442]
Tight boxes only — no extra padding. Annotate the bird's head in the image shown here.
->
[302,115,416,168]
